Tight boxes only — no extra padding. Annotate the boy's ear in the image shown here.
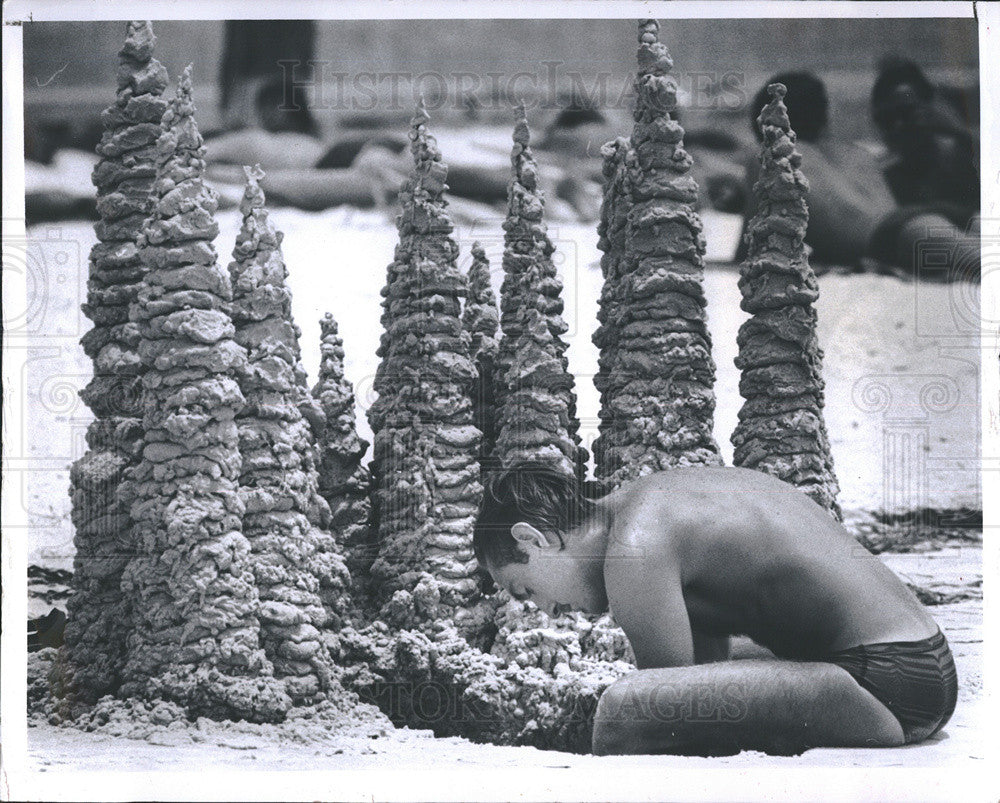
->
[511,522,549,549]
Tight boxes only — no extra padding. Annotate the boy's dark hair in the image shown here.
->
[551,106,607,130]
[751,71,828,143]
[474,462,597,570]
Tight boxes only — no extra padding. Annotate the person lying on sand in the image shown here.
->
[474,463,957,756]
[202,80,604,219]
[740,71,979,278]
[871,56,979,217]
[205,123,601,219]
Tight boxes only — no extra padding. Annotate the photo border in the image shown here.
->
[3,2,996,800]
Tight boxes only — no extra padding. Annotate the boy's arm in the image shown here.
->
[692,632,730,664]
[604,504,694,669]
[607,569,694,669]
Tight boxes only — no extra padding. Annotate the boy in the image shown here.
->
[474,463,957,755]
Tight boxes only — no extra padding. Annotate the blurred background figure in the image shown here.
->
[538,90,618,158]
[867,57,980,277]
[872,56,979,213]
[204,21,330,171]
[22,17,980,268]
[218,20,319,135]
[739,70,898,268]
[739,66,980,278]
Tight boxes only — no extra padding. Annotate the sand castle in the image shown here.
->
[594,20,722,487]
[731,84,841,517]
[53,19,843,751]
[330,105,632,750]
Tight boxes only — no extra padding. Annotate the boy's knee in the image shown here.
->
[592,676,665,755]
[595,676,638,720]
[592,708,634,755]
[592,680,634,755]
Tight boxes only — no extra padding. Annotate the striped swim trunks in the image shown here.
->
[824,629,958,744]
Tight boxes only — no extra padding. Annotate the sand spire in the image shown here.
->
[366,101,486,638]
[593,19,722,487]
[312,312,372,590]
[592,135,634,490]
[66,20,170,702]
[228,164,350,702]
[119,68,289,721]
[461,242,501,464]
[732,83,841,517]
[495,103,586,478]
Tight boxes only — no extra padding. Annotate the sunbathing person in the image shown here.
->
[871,56,979,215]
[739,72,896,267]
[867,57,981,277]
[741,71,979,278]
[201,78,609,219]
[474,463,957,756]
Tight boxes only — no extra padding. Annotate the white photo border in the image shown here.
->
[3,2,995,800]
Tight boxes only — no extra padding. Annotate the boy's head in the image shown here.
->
[474,462,606,616]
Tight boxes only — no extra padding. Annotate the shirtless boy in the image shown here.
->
[473,463,957,755]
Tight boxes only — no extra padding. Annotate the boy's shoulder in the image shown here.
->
[615,465,783,498]
[608,466,805,537]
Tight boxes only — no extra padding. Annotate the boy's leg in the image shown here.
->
[592,659,905,756]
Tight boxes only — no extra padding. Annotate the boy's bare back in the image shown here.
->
[601,467,937,668]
